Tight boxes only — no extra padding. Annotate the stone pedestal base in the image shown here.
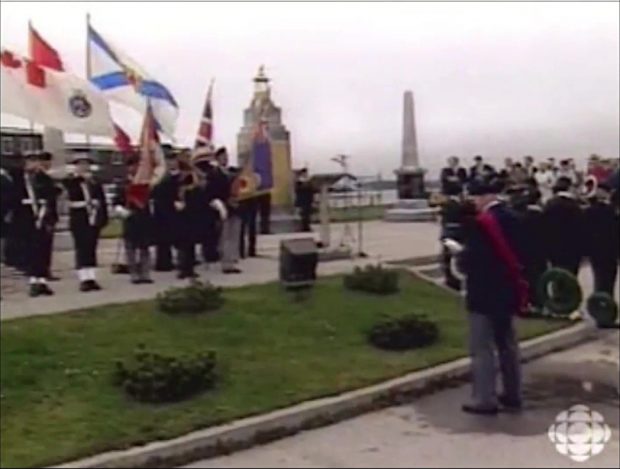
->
[384,199,437,222]
[318,245,352,262]
[396,167,426,199]
[269,207,299,234]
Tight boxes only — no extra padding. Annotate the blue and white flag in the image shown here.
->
[87,24,178,138]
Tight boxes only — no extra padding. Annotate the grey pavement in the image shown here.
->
[185,332,620,469]
[0,221,441,320]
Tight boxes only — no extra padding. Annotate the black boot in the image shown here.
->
[89,280,102,291]
[29,284,41,298]
[80,281,91,292]
[39,284,54,296]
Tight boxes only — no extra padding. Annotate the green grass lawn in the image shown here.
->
[0,273,567,468]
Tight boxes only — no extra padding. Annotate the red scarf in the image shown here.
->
[476,210,529,316]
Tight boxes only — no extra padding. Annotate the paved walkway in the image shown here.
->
[185,332,620,468]
[0,221,441,321]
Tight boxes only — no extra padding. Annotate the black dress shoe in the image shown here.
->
[498,395,523,412]
[29,284,41,297]
[39,284,54,296]
[89,280,102,291]
[139,278,154,284]
[222,267,242,274]
[462,404,498,416]
[131,278,141,285]
[47,275,61,282]
[80,281,91,292]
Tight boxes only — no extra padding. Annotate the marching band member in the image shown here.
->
[440,156,467,196]
[10,151,57,297]
[63,154,109,291]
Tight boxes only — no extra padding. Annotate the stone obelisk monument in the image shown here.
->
[385,91,436,222]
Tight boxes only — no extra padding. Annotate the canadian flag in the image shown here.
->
[0,46,114,137]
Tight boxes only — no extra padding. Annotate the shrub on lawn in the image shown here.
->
[113,345,217,403]
[344,264,399,295]
[157,281,224,314]
[368,314,439,351]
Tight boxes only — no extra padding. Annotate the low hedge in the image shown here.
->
[368,314,439,351]
[344,264,399,295]
[157,281,224,314]
[113,345,217,403]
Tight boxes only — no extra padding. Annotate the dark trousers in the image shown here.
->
[240,204,257,258]
[299,205,312,232]
[155,242,175,271]
[591,256,618,297]
[178,241,196,275]
[258,193,271,235]
[124,240,150,281]
[549,255,581,277]
[43,227,54,276]
[72,227,99,269]
[441,246,462,291]
[525,261,547,308]
[202,220,220,263]
[27,228,52,279]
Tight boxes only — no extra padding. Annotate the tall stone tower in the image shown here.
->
[237,66,293,209]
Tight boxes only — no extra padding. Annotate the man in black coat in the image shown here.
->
[295,169,315,232]
[584,183,619,296]
[452,177,525,415]
[1,167,16,266]
[511,186,547,312]
[9,151,58,297]
[62,154,109,291]
[543,177,584,276]
[440,156,467,196]
[151,153,182,271]
[239,196,258,258]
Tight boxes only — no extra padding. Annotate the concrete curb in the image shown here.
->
[57,323,594,469]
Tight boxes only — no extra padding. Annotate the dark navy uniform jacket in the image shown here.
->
[461,201,525,318]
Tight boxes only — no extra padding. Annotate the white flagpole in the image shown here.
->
[85,13,92,146]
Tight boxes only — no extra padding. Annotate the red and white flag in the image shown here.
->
[194,79,214,150]
[0,46,114,137]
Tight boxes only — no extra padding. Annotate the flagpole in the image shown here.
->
[27,20,35,133]
[85,13,92,146]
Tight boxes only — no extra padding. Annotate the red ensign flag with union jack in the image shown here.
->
[194,79,214,149]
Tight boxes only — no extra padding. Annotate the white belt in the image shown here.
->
[69,201,88,209]
[22,199,46,205]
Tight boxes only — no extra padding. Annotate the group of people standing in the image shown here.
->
[0,146,267,297]
[438,154,619,415]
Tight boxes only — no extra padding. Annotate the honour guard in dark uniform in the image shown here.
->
[151,152,182,271]
[239,196,258,258]
[294,168,315,233]
[62,154,109,291]
[10,151,57,297]
[543,176,584,276]
[113,156,154,284]
[1,166,16,267]
[584,182,619,296]
[39,151,61,281]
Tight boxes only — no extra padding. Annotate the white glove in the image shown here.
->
[443,238,464,254]
[114,205,130,219]
[210,199,228,221]
[174,201,185,211]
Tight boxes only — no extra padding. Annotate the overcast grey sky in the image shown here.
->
[1,1,618,176]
